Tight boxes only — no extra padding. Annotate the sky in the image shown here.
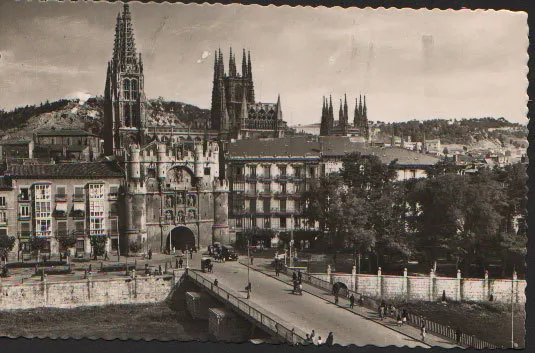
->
[0,2,528,126]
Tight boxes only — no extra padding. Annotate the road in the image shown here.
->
[198,258,430,347]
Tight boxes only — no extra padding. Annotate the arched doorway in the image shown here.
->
[333,282,349,297]
[166,226,196,252]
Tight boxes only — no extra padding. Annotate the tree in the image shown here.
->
[341,152,397,192]
[56,233,77,254]
[0,233,15,262]
[29,237,48,259]
[90,236,108,260]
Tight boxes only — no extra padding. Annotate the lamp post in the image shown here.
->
[247,238,251,298]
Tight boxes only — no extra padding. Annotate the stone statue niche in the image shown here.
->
[166,166,193,190]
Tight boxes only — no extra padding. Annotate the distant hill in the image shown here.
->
[0,97,211,138]
[376,118,528,149]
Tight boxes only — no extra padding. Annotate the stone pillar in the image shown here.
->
[429,268,435,301]
[351,265,357,292]
[456,269,462,301]
[377,267,382,298]
[327,264,332,283]
[403,268,408,300]
[512,271,518,304]
[208,307,250,342]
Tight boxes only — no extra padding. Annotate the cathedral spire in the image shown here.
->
[328,95,334,135]
[247,51,255,102]
[338,98,343,126]
[276,94,282,120]
[320,96,327,136]
[241,48,247,78]
[229,47,237,77]
[115,3,139,71]
[343,94,348,124]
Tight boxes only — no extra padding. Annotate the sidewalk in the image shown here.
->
[243,258,461,349]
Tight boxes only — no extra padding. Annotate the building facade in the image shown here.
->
[3,162,123,257]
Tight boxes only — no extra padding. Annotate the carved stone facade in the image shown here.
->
[122,141,229,253]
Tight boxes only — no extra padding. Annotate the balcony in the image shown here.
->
[54,210,68,219]
[276,175,290,182]
[275,191,290,199]
[71,210,85,219]
[18,231,32,239]
[108,192,118,201]
[73,230,86,236]
[258,190,272,197]
[35,230,53,237]
[55,230,72,237]
[55,194,67,202]
[0,203,7,209]
[18,194,31,202]
[72,194,85,202]
[18,214,31,221]
[234,174,246,182]
[0,219,7,226]
[246,174,258,182]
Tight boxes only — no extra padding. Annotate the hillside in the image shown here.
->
[376,118,528,149]
[0,97,211,138]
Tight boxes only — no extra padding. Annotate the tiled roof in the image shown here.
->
[8,162,124,179]
[0,139,32,146]
[229,136,439,167]
[228,137,321,159]
[34,129,97,137]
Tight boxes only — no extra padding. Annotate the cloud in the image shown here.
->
[196,51,211,64]
[67,92,92,104]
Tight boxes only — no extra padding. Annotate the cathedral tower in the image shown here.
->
[104,4,146,156]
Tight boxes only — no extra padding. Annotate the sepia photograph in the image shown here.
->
[0,0,528,349]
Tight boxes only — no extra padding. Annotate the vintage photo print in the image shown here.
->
[0,0,528,349]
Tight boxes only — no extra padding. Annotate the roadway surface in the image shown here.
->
[199,257,432,348]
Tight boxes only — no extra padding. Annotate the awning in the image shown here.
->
[56,203,67,212]
[73,203,85,211]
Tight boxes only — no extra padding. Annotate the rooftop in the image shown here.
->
[0,139,32,146]
[7,162,124,179]
[228,136,439,167]
[34,129,97,137]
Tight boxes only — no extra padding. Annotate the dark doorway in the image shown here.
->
[166,226,196,252]
[333,282,349,297]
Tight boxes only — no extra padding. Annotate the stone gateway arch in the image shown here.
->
[166,226,196,252]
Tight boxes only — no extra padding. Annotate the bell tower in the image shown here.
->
[104,4,147,156]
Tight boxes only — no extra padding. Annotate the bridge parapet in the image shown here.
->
[187,270,308,346]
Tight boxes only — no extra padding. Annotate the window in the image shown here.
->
[249,199,256,213]
[263,217,271,229]
[279,166,287,177]
[75,221,85,233]
[281,183,287,194]
[0,212,6,223]
[123,79,131,100]
[294,167,302,178]
[263,199,270,213]
[280,217,287,229]
[109,185,119,199]
[76,239,85,252]
[35,185,51,201]
[295,183,302,193]
[35,202,51,218]
[19,188,30,201]
[20,223,30,237]
[235,218,243,228]
[280,199,286,212]
[249,166,257,177]
[38,219,51,232]
[57,221,67,236]
[0,196,5,207]
[110,219,118,234]
[74,186,84,200]
[88,184,104,199]
[235,166,243,175]
[56,186,66,198]
[204,167,211,176]
[309,167,316,178]
[42,241,51,253]
[263,166,271,178]
[262,183,270,193]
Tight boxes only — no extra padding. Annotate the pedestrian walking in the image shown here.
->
[378,303,384,320]
[214,278,218,287]
[275,266,280,277]
[175,259,178,268]
[292,272,297,282]
[317,336,323,345]
[420,323,426,342]
[397,313,403,326]
[148,248,152,260]
[349,294,355,309]
[250,255,254,265]
[305,334,310,343]
[334,294,339,305]
[178,258,183,268]
[309,329,315,343]
[158,265,162,275]
[298,271,302,282]
[402,309,408,325]
[455,327,462,345]
[326,332,334,347]
[189,249,193,259]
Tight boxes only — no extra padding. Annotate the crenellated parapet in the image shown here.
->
[213,178,229,192]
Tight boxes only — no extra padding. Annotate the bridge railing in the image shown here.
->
[187,270,309,346]
[281,267,500,349]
